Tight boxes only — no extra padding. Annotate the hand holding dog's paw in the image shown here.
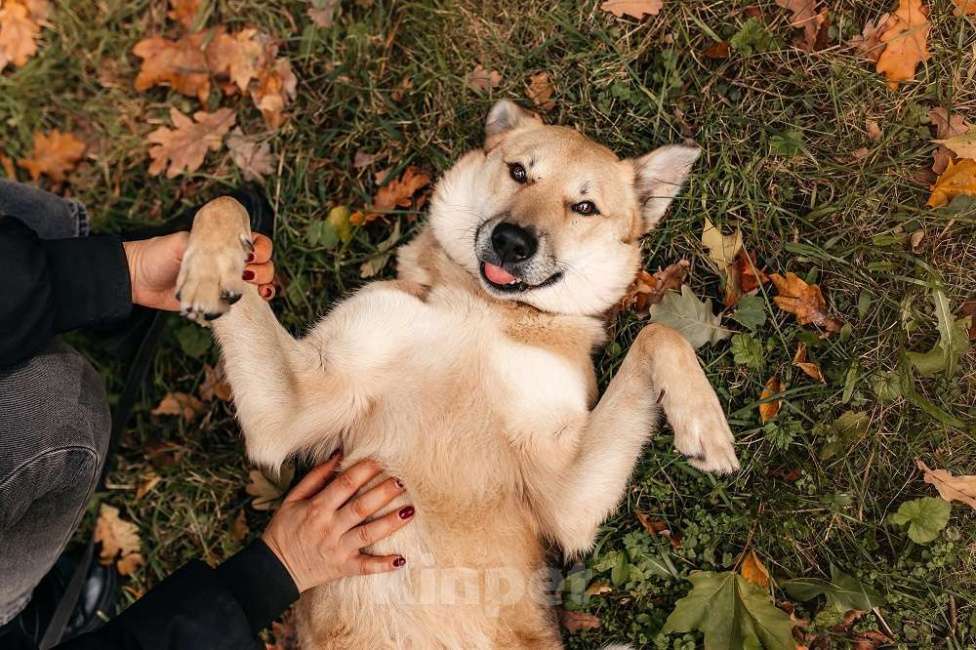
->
[663,384,740,474]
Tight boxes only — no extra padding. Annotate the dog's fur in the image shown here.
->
[176,100,739,649]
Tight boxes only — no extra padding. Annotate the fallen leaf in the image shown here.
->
[0,153,16,179]
[875,0,931,90]
[888,496,950,544]
[619,260,690,312]
[353,149,381,169]
[230,509,249,542]
[307,0,340,27]
[702,41,730,59]
[916,459,976,510]
[132,31,213,103]
[147,107,236,178]
[776,0,828,51]
[251,54,297,130]
[227,128,273,182]
[558,609,601,632]
[962,300,976,340]
[151,390,206,422]
[167,0,202,29]
[850,13,892,63]
[390,76,413,103]
[783,567,883,615]
[927,158,976,207]
[207,28,267,94]
[599,0,663,20]
[910,228,924,251]
[246,464,295,511]
[735,250,769,294]
[116,552,145,576]
[199,361,233,402]
[662,572,794,650]
[820,410,870,460]
[793,343,826,383]
[0,0,41,70]
[934,127,976,160]
[851,630,895,650]
[17,130,86,183]
[359,220,400,278]
[648,285,732,349]
[466,63,502,93]
[635,511,669,535]
[526,72,555,111]
[866,119,882,141]
[953,0,976,15]
[135,471,161,500]
[929,107,971,174]
[94,504,142,572]
[701,218,744,269]
[740,549,771,589]
[851,146,870,161]
[759,376,782,423]
[353,166,431,225]
[769,272,843,333]
[584,580,613,596]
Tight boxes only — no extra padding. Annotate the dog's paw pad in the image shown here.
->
[176,244,248,323]
[668,399,740,475]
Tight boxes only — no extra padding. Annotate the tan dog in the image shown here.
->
[176,100,739,649]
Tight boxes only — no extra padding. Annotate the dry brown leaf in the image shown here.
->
[352,166,431,225]
[776,0,828,51]
[147,107,236,178]
[702,40,730,59]
[526,72,555,112]
[207,28,267,94]
[391,76,413,103]
[200,361,233,402]
[558,609,601,632]
[850,13,892,63]
[851,630,895,650]
[17,130,86,183]
[740,549,771,588]
[910,228,924,252]
[466,64,502,94]
[0,153,16,179]
[735,250,769,294]
[599,0,663,20]
[929,107,970,174]
[866,119,882,142]
[246,465,294,511]
[251,56,297,130]
[875,0,931,90]
[230,509,249,542]
[927,158,976,207]
[227,128,273,183]
[151,390,206,422]
[0,0,42,70]
[135,471,161,500]
[132,31,212,103]
[353,149,381,169]
[953,0,976,15]
[792,343,826,383]
[635,511,681,548]
[584,580,612,597]
[770,272,843,333]
[851,147,870,161]
[759,376,782,423]
[167,0,202,29]
[620,260,690,313]
[962,301,976,340]
[94,504,141,569]
[916,459,976,510]
[116,552,145,576]
[307,0,340,27]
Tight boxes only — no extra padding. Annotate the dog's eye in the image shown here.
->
[571,200,598,216]
[508,163,528,184]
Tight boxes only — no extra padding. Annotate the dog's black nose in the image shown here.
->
[491,222,538,263]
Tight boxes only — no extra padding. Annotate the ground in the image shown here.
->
[2,0,975,648]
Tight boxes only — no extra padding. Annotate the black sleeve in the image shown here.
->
[58,540,299,650]
[0,216,132,369]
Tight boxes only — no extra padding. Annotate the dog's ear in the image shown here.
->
[630,144,701,232]
[485,99,541,149]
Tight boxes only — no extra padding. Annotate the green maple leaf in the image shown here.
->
[887,497,951,544]
[649,285,731,350]
[662,571,794,650]
[782,566,883,615]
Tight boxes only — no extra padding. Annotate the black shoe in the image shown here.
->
[0,546,119,648]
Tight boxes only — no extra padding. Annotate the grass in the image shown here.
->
[2,0,975,647]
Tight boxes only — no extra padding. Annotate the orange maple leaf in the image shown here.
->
[132,31,213,103]
[353,166,432,225]
[0,0,40,69]
[759,376,782,423]
[769,272,843,333]
[207,28,267,93]
[927,158,976,207]
[250,56,297,130]
[875,0,931,90]
[599,0,663,20]
[167,0,202,29]
[17,130,86,182]
[146,107,236,178]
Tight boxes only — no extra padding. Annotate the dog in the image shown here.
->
[175,99,739,648]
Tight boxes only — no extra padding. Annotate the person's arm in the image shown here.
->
[59,456,413,650]
[0,216,131,368]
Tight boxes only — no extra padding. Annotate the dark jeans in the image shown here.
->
[0,181,110,624]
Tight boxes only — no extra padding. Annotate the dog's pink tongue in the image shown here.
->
[484,262,517,285]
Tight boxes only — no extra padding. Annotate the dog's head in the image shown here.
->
[429,99,699,316]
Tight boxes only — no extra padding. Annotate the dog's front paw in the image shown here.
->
[664,387,740,474]
[176,197,253,323]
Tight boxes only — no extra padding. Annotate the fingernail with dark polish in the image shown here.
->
[246,253,254,263]
[242,270,255,281]
[393,556,406,568]
[398,506,414,520]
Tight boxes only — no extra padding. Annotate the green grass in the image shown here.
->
[2,0,975,647]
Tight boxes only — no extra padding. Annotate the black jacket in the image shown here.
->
[0,216,299,648]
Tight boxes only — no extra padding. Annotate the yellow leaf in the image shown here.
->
[600,0,663,20]
[875,0,931,90]
[701,218,743,269]
[759,376,782,423]
[933,127,976,160]
[792,343,826,383]
[927,158,976,207]
[17,130,86,183]
[740,549,771,588]
[917,459,976,510]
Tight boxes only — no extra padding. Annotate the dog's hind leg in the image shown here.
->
[536,324,739,556]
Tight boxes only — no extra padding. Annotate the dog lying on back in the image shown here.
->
[176,99,739,648]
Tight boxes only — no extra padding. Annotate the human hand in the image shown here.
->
[261,455,413,593]
[123,231,276,311]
